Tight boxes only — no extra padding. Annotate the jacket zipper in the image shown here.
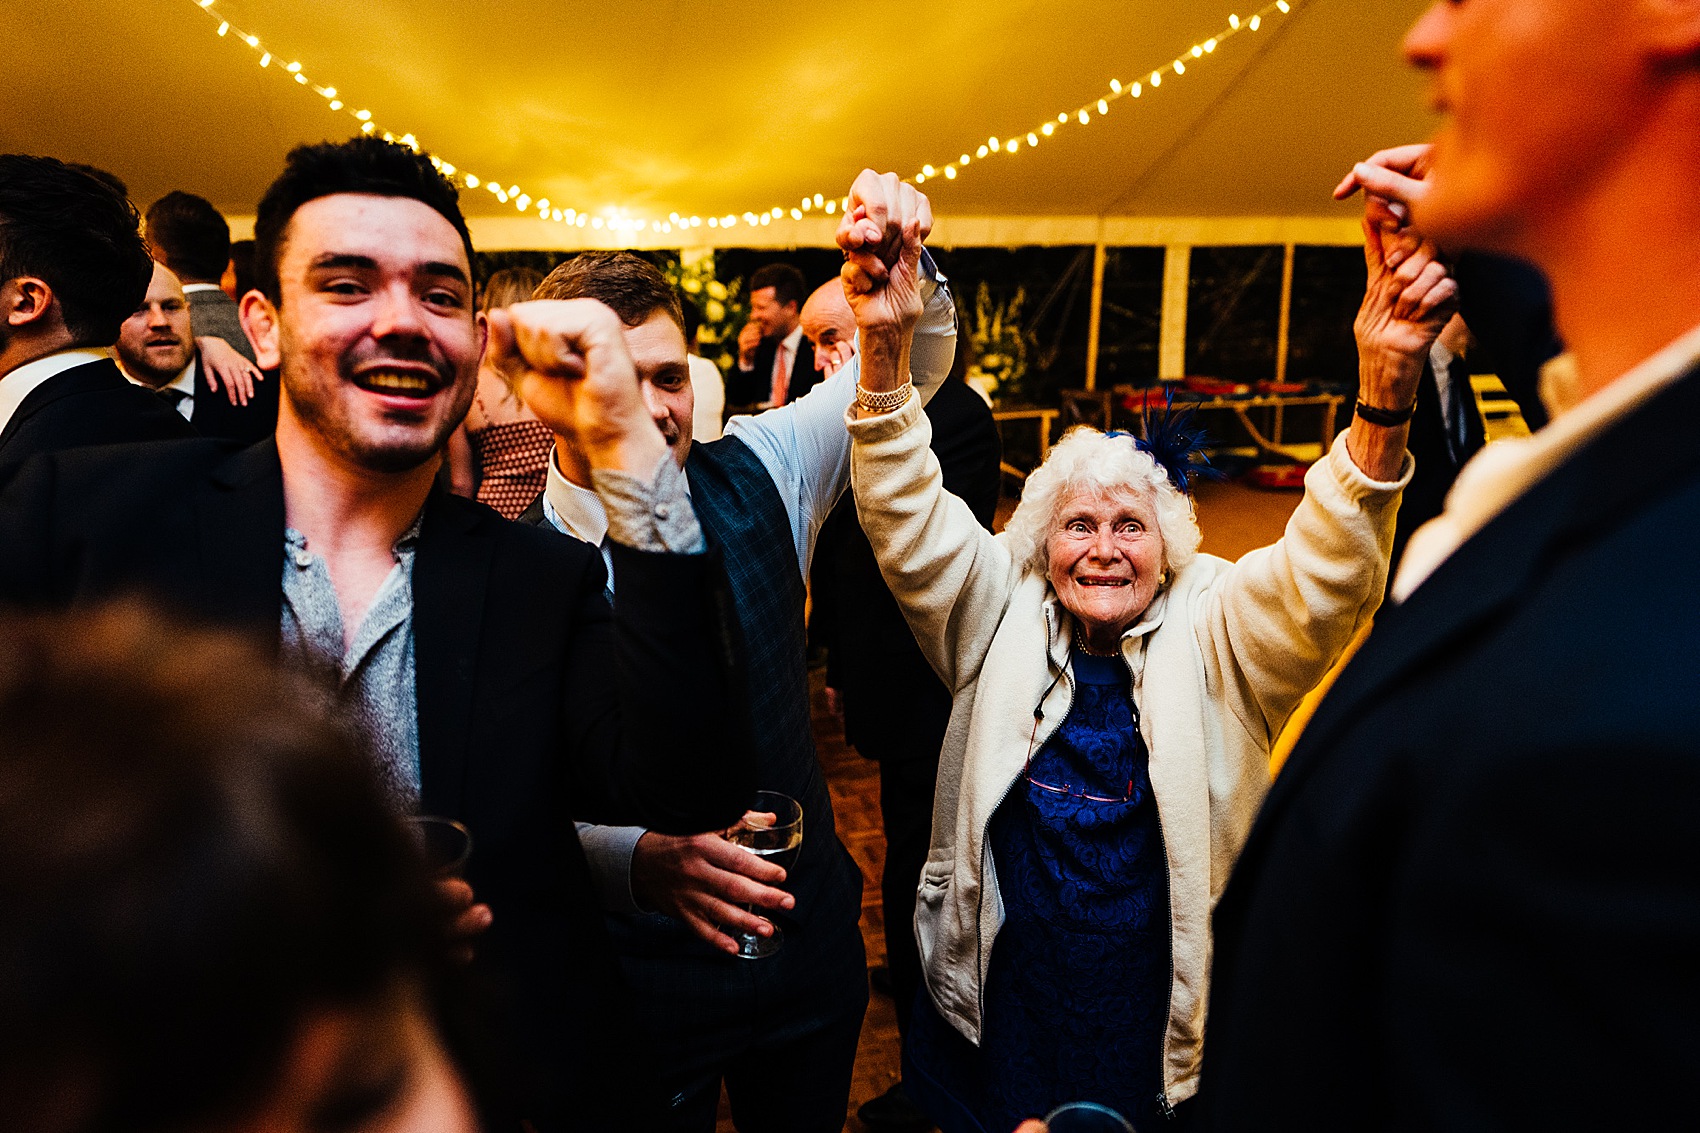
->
[978,606,1075,1024]
[1134,649,1179,1122]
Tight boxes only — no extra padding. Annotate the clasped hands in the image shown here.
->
[1337,143,1458,411]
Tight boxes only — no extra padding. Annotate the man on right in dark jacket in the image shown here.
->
[1199,2,1700,1128]
[0,154,193,478]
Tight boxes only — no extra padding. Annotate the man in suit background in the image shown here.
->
[0,136,752,1131]
[1199,1,1700,1127]
[728,262,818,407]
[113,260,276,445]
[806,280,1002,1133]
[519,175,956,1131]
[1389,311,1486,576]
[145,190,254,360]
[0,154,194,479]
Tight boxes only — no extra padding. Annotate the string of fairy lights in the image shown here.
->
[182,0,1301,237]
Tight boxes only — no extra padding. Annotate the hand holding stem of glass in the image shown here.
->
[720,791,802,959]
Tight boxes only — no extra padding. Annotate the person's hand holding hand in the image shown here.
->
[436,877,494,966]
[836,170,930,345]
[196,336,263,406]
[631,830,795,955]
[737,320,764,369]
[486,299,667,477]
[1354,212,1458,389]
[1334,142,1436,239]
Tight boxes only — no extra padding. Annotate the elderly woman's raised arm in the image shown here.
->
[837,171,1021,692]
[1197,215,1452,742]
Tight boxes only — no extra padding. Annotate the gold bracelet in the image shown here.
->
[855,380,914,415]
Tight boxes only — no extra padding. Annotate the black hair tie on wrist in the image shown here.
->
[1354,399,1417,427]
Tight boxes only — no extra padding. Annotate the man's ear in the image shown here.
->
[2,277,57,330]
[1643,0,1700,60]
[475,310,490,368]
[239,290,281,370]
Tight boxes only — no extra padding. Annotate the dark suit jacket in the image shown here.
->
[0,438,752,1130]
[190,347,279,445]
[1455,252,1562,432]
[725,332,819,408]
[816,378,1002,758]
[0,357,195,480]
[186,286,257,363]
[1199,363,1700,1130]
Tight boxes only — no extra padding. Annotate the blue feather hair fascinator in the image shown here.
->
[1108,388,1221,495]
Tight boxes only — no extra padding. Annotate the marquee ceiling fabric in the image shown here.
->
[8,0,1436,245]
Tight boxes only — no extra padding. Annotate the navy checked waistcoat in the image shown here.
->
[610,435,862,960]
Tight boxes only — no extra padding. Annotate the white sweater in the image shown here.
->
[847,396,1410,1105]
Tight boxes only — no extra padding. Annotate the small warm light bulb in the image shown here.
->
[976,144,989,158]
[495,189,508,203]
[464,174,479,188]
[216,20,228,35]
[361,121,374,134]
[244,33,258,46]
[989,137,1001,152]
[915,173,926,184]
[771,207,783,218]
[1205,37,1218,52]
[592,217,604,229]
[1110,78,1123,94]
[258,52,271,67]
[790,208,802,219]
[923,164,935,177]
[1078,109,1090,124]
[287,61,301,73]
[1027,131,1038,146]
[945,166,957,179]
[322,86,337,98]
[355,109,371,120]
[708,217,719,228]
[564,208,575,220]
[1174,59,1186,75]
[1249,14,1261,29]
[1191,45,1203,58]
[1042,121,1055,136]
[800,197,811,211]
[691,216,702,227]
[1277,0,1290,12]
[824,201,836,215]
[1007,137,1020,152]
[960,153,971,165]
[1151,71,1163,86]
[294,73,307,84]
[1229,13,1240,29]
[1058,112,1069,123]
[328,99,342,110]
[552,209,562,222]
[1098,99,1109,115]
[760,214,771,226]
[198,0,214,8]
[1131,82,1142,97]
[536,198,549,211]
[814,193,824,208]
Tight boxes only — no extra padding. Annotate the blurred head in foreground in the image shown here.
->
[0,604,477,1133]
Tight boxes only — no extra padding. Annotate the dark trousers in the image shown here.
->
[877,743,941,1043]
[622,912,868,1133]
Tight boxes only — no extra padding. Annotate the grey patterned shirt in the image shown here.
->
[274,456,703,812]
[281,514,424,807]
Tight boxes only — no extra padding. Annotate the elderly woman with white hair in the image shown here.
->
[834,178,1455,1133]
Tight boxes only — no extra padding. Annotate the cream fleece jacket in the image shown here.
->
[847,395,1410,1106]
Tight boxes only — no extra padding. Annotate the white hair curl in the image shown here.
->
[1002,425,1202,583]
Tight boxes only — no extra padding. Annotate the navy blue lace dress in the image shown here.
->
[906,646,1172,1132]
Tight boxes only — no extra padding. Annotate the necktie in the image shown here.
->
[157,387,189,409]
[769,341,790,406]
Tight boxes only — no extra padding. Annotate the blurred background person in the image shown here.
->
[0,154,193,479]
[728,262,816,408]
[449,266,551,517]
[0,603,478,1133]
[113,259,273,444]
[144,190,257,363]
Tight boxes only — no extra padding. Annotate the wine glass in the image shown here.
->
[719,791,802,959]
[407,815,473,878]
[1044,1102,1137,1133]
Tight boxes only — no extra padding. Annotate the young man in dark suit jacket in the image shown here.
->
[0,154,194,479]
[146,189,260,364]
[513,177,956,1132]
[1197,2,1700,1128]
[0,137,751,1132]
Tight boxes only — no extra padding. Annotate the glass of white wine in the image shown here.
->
[720,790,802,959]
